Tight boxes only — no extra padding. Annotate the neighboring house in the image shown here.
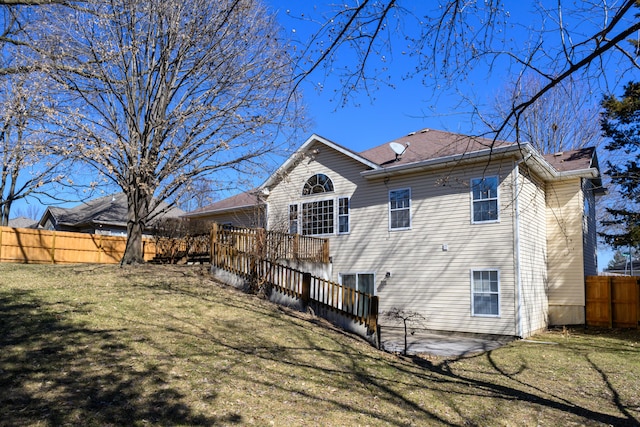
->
[195,129,603,338]
[7,216,38,229]
[183,190,265,229]
[604,259,640,276]
[38,193,184,236]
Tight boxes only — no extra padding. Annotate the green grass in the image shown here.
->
[1,263,639,426]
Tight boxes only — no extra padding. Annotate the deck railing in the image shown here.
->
[210,224,377,333]
[211,223,329,263]
[153,233,211,263]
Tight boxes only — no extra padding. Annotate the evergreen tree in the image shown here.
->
[600,81,640,249]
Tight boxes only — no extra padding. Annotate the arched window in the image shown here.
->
[302,173,334,195]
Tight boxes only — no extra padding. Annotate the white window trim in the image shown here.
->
[302,173,335,196]
[339,272,376,295]
[470,176,500,224]
[292,195,350,237]
[470,269,501,317]
[388,187,412,231]
[288,204,298,234]
[338,197,350,235]
[301,197,335,236]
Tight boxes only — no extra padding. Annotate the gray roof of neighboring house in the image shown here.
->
[605,259,640,275]
[40,193,184,229]
[184,190,264,217]
[7,216,38,229]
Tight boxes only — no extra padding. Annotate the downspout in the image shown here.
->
[514,154,532,338]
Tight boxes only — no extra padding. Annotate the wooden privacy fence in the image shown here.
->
[211,225,377,333]
[211,223,330,263]
[0,226,156,264]
[586,276,639,328]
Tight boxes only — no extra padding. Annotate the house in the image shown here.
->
[604,259,640,276]
[183,190,265,229]
[7,216,38,229]
[38,192,184,236]
[194,129,603,338]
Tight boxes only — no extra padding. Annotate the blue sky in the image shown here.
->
[10,1,640,268]
[263,1,640,269]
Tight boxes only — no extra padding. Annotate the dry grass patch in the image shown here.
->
[1,263,639,426]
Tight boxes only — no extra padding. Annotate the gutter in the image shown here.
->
[361,142,600,183]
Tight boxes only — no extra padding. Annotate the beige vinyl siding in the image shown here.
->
[546,178,585,325]
[516,167,548,337]
[194,208,263,229]
[266,147,521,336]
[350,161,517,336]
[582,179,598,276]
[266,141,362,232]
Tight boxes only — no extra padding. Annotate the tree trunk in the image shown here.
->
[121,190,150,265]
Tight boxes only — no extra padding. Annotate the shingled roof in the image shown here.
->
[185,190,264,217]
[359,128,514,167]
[40,193,184,229]
[187,129,601,215]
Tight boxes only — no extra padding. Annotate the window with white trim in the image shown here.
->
[340,273,375,317]
[302,200,334,235]
[288,204,298,234]
[389,188,411,230]
[303,173,334,195]
[471,176,499,223]
[338,197,349,234]
[471,270,500,316]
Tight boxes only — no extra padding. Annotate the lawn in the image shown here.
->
[1,263,639,426]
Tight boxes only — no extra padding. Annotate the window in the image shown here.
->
[340,273,375,317]
[471,270,500,316]
[303,173,334,195]
[289,204,298,234]
[338,197,349,234]
[389,188,411,230]
[471,177,499,223]
[302,200,334,235]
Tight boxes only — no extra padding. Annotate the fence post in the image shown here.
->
[50,231,56,264]
[210,223,219,266]
[0,226,3,262]
[322,239,330,263]
[257,228,266,259]
[302,272,311,307]
[368,295,379,330]
[293,233,299,261]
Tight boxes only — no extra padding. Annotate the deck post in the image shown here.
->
[210,223,219,267]
[302,272,311,307]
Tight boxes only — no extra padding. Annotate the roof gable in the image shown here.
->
[260,134,381,191]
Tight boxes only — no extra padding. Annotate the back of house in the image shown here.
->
[194,129,602,338]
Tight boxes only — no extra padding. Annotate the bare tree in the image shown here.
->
[383,307,427,356]
[491,75,604,154]
[176,177,219,213]
[0,73,66,226]
[33,0,303,263]
[289,1,640,141]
